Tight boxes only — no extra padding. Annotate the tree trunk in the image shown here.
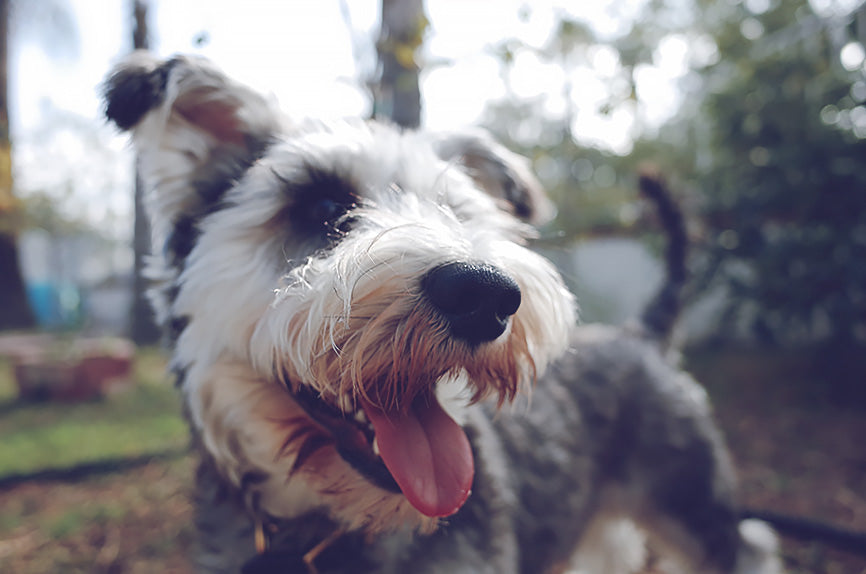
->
[128,0,160,344]
[0,0,35,331]
[375,0,426,128]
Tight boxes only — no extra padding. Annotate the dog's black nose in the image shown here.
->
[422,262,521,345]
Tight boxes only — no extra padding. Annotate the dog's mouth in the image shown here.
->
[291,384,474,518]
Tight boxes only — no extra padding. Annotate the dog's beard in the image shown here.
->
[260,286,535,518]
[244,203,574,520]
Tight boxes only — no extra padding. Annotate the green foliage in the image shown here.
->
[480,6,693,242]
[483,1,866,357]
[480,75,643,242]
[688,0,866,348]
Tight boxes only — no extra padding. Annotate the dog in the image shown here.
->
[103,53,783,574]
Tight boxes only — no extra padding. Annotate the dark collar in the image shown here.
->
[242,512,374,574]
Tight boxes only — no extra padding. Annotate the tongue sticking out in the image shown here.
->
[362,393,474,517]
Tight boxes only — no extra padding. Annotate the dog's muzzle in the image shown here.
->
[422,262,521,345]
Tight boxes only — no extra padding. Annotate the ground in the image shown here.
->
[0,348,864,573]
[689,349,866,574]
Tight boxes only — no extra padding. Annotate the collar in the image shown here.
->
[241,513,365,574]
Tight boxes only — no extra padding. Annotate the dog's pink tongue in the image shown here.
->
[362,395,473,517]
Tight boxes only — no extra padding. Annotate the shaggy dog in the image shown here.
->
[104,53,782,574]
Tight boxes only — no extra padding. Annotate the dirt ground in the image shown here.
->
[0,350,864,573]
[687,350,866,574]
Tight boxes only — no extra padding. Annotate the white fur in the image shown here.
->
[571,518,647,574]
[735,520,784,574]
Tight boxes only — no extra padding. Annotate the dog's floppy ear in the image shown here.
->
[104,51,277,146]
[432,131,555,225]
[103,52,279,228]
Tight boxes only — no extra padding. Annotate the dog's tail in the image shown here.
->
[637,170,688,343]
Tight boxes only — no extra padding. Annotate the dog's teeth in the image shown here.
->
[372,437,380,456]
[355,410,368,424]
[338,396,353,413]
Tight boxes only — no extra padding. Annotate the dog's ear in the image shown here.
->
[432,131,555,225]
[104,51,277,146]
[103,52,279,225]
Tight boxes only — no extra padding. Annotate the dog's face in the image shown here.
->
[105,53,576,531]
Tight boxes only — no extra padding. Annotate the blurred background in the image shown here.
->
[0,0,864,572]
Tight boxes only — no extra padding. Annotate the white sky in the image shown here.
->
[10,0,693,233]
[14,0,686,132]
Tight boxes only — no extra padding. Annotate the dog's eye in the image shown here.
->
[291,193,356,238]
[284,169,359,238]
[300,196,354,228]
[309,197,345,225]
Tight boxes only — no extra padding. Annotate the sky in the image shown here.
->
[7,0,663,234]
[14,0,684,135]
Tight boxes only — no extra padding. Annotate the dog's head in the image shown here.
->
[104,53,576,530]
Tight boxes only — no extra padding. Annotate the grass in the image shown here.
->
[0,348,187,478]
[0,346,195,572]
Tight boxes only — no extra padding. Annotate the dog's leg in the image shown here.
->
[556,327,783,574]
[192,458,258,574]
[624,485,783,574]
[611,376,784,574]
[571,517,647,574]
